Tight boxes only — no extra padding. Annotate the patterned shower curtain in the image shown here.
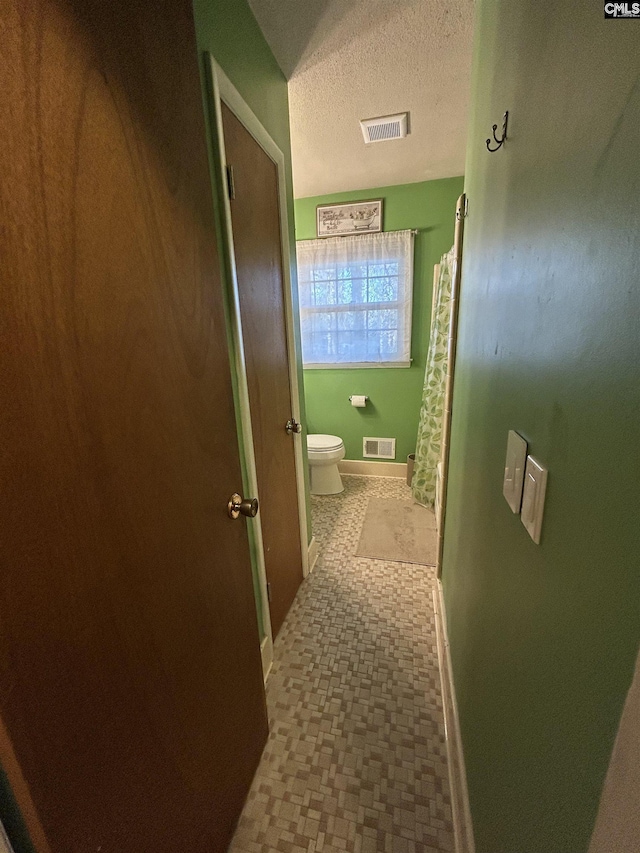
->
[411,248,454,507]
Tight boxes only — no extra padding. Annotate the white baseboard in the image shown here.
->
[339,459,408,479]
[260,634,273,684]
[307,536,319,574]
[433,582,475,853]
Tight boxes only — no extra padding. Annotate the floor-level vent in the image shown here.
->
[360,113,409,144]
[363,437,396,460]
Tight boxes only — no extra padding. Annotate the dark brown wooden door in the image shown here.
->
[221,104,304,638]
[0,2,268,851]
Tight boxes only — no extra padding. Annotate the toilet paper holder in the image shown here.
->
[349,394,369,408]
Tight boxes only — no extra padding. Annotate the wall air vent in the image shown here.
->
[363,437,396,460]
[360,113,409,145]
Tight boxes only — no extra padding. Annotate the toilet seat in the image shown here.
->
[307,434,344,453]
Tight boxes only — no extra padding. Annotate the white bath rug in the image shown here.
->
[355,497,437,565]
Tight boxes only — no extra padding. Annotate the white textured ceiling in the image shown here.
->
[248,0,475,198]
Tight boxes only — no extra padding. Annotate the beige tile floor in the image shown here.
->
[230,475,453,853]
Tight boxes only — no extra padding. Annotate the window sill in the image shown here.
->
[303,361,412,370]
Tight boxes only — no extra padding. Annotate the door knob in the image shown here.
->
[285,418,302,435]
[227,493,259,520]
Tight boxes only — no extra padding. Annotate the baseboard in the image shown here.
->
[433,582,475,853]
[339,459,408,479]
[260,634,273,684]
[307,536,319,574]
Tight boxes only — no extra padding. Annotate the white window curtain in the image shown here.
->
[296,230,415,368]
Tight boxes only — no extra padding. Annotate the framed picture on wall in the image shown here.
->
[316,199,383,238]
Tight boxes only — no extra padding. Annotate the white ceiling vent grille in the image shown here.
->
[360,113,409,145]
[363,437,396,460]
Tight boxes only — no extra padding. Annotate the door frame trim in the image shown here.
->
[205,56,310,662]
[436,193,466,578]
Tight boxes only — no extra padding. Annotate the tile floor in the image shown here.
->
[230,475,453,853]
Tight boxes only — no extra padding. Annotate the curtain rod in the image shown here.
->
[296,228,420,241]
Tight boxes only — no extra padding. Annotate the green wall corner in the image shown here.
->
[295,178,463,465]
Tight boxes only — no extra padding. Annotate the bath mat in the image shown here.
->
[355,497,437,565]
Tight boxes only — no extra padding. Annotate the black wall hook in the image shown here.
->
[486,111,509,152]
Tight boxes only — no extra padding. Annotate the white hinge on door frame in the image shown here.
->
[226,164,236,200]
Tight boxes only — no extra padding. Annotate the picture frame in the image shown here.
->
[316,199,384,238]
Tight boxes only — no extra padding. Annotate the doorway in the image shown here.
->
[206,58,310,649]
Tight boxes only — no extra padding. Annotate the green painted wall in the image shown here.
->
[295,179,463,464]
[193,0,313,570]
[442,2,640,852]
[193,0,290,161]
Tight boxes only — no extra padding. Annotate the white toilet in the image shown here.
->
[307,434,345,495]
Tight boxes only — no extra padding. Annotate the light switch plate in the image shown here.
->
[521,455,548,544]
[503,431,527,513]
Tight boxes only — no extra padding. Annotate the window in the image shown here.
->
[296,230,415,368]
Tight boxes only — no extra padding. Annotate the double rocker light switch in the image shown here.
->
[503,430,548,544]
[503,431,527,513]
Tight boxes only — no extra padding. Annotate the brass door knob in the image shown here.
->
[227,493,259,520]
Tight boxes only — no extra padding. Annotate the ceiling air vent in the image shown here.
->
[360,113,409,145]
[363,437,396,460]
